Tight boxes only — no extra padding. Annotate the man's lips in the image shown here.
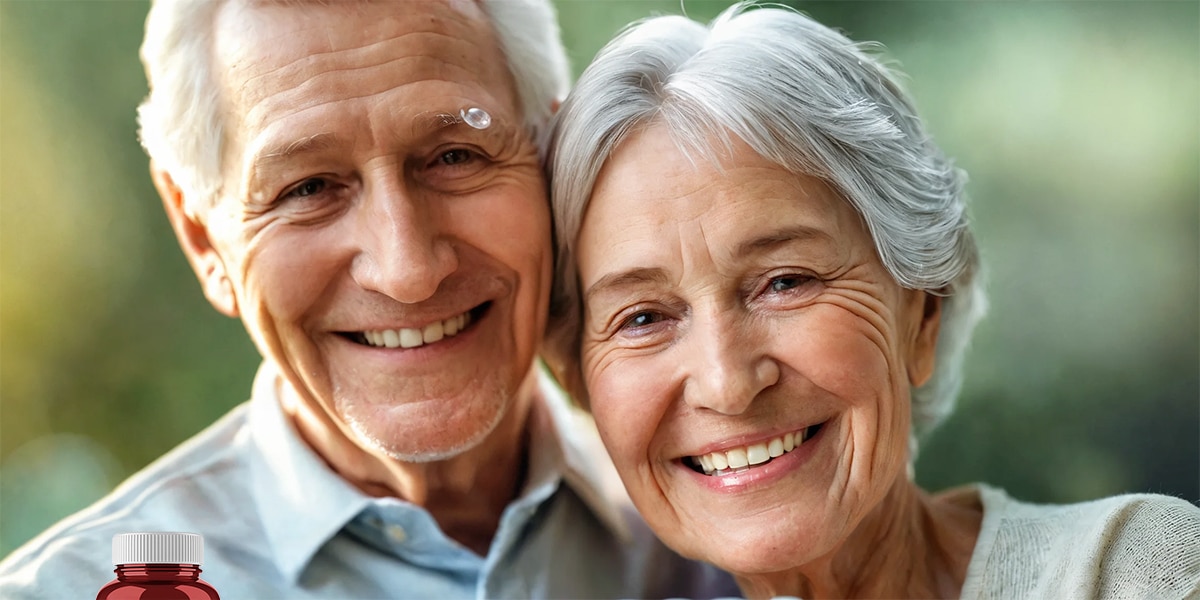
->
[684,421,827,476]
[337,301,491,349]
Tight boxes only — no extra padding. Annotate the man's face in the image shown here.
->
[191,0,552,461]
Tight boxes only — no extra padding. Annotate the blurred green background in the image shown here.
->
[1,0,1196,557]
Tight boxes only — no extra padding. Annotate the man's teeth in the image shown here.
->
[692,428,816,476]
[362,312,471,349]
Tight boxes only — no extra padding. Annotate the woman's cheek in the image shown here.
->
[588,352,659,467]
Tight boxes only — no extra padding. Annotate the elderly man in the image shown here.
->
[0,1,735,598]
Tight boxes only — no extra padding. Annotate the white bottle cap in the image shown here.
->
[112,532,204,565]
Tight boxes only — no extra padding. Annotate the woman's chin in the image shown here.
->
[679,523,828,578]
[710,553,806,579]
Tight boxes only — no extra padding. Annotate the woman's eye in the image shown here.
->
[285,178,326,199]
[620,311,663,331]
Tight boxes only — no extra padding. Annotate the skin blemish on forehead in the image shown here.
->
[460,107,492,129]
[405,107,527,167]
[410,107,497,137]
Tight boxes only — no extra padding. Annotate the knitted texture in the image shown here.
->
[961,485,1200,599]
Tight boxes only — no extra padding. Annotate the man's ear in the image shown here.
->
[542,313,590,411]
[152,162,239,318]
[906,291,942,388]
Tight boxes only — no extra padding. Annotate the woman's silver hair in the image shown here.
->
[547,2,987,443]
[137,0,570,213]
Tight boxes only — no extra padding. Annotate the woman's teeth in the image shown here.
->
[361,311,471,349]
[690,425,821,476]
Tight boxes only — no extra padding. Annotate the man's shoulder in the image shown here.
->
[616,503,742,600]
[0,403,258,599]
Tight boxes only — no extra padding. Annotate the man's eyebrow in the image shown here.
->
[406,109,515,146]
[409,110,468,137]
[584,267,671,304]
[253,132,337,168]
[732,224,832,258]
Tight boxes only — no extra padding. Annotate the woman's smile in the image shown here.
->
[683,420,825,476]
[677,419,833,491]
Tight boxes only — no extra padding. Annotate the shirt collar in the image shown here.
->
[247,361,372,584]
[529,363,632,543]
[246,359,632,584]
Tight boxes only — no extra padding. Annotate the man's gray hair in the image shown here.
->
[547,3,986,443]
[137,0,570,213]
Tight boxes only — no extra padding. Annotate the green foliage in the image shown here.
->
[1,0,1196,557]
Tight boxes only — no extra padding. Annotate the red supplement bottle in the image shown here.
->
[96,532,220,600]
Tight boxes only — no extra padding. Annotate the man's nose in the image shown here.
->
[351,182,457,304]
[680,311,779,415]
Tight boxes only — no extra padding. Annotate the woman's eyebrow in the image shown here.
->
[584,267,671,305]
[584,226,834,302]
[732,225,833,258]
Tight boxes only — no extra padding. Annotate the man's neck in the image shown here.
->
[278,370,539,556]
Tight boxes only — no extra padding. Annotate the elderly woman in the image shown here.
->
[544,4,1200,599]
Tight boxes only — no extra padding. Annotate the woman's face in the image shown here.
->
[576,124,941,574]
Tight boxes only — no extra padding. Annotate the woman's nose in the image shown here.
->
[351,182,458,304]
[680,311,780,415]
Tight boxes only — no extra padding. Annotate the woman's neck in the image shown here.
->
[734,478,983,599]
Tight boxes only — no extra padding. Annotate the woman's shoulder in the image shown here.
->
[982,484,1199,539]
[963,484,1200,599]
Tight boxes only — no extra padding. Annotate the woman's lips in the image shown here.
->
[685,421,827,476]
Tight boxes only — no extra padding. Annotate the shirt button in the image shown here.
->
[385,524,407,544]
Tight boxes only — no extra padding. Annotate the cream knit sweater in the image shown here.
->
[960,484,1200,599]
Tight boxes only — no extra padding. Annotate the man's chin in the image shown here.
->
[343,402,510,464]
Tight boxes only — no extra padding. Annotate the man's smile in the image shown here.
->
[342,302,491,349]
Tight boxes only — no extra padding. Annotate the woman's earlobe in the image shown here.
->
[907,292,942,387]
[542,323,591,410]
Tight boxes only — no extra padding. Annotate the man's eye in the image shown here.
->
[286,178,326,198]
[438,148,474,166]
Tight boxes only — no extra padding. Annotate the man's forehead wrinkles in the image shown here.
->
[239,66,470,132]
[230,42,490,117]
[232,29,482,85]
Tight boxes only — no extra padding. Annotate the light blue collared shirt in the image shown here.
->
[0,362,737,599]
